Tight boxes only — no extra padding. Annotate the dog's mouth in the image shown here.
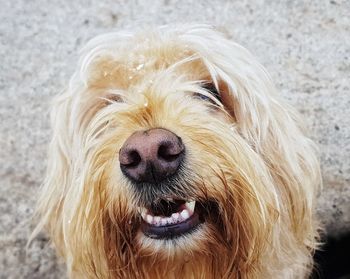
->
[138,199,203,239]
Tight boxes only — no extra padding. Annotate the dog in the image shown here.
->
[32,25,321,278]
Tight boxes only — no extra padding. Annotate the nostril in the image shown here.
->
[122,150,142,168]
[158,141,184,162]
[158,145,176,161]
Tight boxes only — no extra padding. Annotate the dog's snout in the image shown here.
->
[119,128,185,183]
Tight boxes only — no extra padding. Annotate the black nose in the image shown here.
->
[119,128,185,184]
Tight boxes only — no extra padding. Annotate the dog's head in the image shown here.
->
[34,25,320,278]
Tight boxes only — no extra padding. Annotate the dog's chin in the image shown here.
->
[136,221,212,255]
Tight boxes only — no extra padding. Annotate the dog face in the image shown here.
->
[34,25,321,278]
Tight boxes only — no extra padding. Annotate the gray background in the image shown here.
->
[1,0,349,278]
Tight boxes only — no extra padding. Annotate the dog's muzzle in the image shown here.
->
[119,129,204,239]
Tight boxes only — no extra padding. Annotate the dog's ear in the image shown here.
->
[31,88,114,276]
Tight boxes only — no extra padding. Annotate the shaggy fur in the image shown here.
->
[32,25,321,279]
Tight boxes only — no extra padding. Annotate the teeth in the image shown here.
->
[146,214,153,224]
[141,201,196,226]
[154,216,161,224]
[180,209,190,220]
[185,201,196,213]
[160,218,167,226]
[171,212,180,222]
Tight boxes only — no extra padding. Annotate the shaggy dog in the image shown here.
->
[33,25,321,279]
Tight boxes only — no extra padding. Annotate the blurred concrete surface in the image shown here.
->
[0,0,349,278]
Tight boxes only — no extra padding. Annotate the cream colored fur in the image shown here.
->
[32,24,321,279]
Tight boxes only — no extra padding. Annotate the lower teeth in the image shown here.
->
[139,201,196,226]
